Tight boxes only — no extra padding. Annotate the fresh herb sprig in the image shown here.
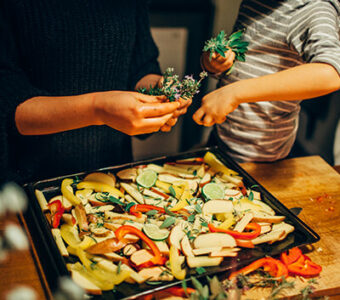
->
[138,67,208,102]
[203,29,249,62]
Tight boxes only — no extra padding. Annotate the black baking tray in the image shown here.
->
[23,146,320,299]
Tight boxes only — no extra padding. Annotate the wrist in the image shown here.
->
[89,92,105,126]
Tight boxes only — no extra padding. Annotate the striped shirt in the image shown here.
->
[216,0,340,162]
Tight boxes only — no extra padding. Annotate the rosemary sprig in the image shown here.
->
[138,67,208,102]
[203,29,249,62]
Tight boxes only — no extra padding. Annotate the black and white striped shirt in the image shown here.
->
[216,0,340,162]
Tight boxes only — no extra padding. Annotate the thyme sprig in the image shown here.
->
[203,29,249,62]
[138,68,208,102]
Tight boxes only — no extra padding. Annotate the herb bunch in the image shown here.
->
[203,30,249,62]
[138,67,208,102]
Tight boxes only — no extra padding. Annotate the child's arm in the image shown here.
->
[193,63,340,126]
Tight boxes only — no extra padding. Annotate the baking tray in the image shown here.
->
[23,146,320,299]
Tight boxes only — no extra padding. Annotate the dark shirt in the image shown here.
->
[0,0,161,183]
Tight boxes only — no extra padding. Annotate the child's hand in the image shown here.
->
[202,49,235,74]
[192,85,239,127]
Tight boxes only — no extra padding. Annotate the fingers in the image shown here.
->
[138,101,180,118]
[202,115,215,127]
[135,93,161,103]
[193,108,205,125]
[160,124,171,132]
[131,113,174,135]
[166,117,178,127]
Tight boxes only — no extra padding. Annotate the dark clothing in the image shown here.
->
[0,0,161,183]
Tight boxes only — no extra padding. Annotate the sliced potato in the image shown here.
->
[187,256,223,268]
[233,212,253,232]
[194,233,236,249]
[130,249,154,266]
[138,266,174,282]
[192,247,222,256]
[117,168,137,181]
[252,213,285,223]
[52,228,69,257]
[120,182,144,204]
[71,269,102,295]
[181,235,194,257]
[35,189,48,211]
[202,200,233,215]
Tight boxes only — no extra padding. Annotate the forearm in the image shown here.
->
[15,93,100,135]
[231,63,340,104]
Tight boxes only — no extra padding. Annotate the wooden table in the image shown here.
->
[0,156,339,299]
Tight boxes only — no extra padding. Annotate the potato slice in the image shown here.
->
[252,213,285,223]
[194,233,236,249]
[181,235,194,257]
[187,256,223,268]
[84,172,116,187]
[130,249,154,266]
[52,228,69,257]
[138,266,174,281]
[71,269,102,295]
[117,168,137,181]
[233,212,253,232]
[120,182,144,204]
[202,200,233,215]
[35,189,48,211]
[192,247,222,256]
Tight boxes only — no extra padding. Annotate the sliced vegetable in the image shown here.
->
[115,225,166,265]
[202,183,225,200]
[143,224,170,241]
[61,178,81,205]
[136,169,158,188]
[208,223,261,240]
[78,181,124,198]
[280,247,302,266]
[169,245,186,280]
[203,152,238,176]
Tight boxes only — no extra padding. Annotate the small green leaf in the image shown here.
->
[169,186,176,198]
[117,261,121,274]
[125,202,137,212]
[160,217,176,229]
[146,209,159,216]
[164,206,178,217]
[195,267,206,275]
[188,215,195,223]
[194,204,202,214]
[248,191,254,201]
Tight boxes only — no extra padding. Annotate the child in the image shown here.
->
[194,0,340,162]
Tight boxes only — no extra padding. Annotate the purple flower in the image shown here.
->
[184,75,194,81]
[174,93,181,100]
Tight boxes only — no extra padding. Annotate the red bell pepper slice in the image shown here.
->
[287,255,322,277]
[236,239,255,248]
[48,199,65,228]
[129,204,166,218]
[280,247,302,266]
[208,223,261,240]
[229,257,288,280]
[115,225,166,265]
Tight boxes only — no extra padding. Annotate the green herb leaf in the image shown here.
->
[188,215,195,223]
[169,186,176,198]
[146,209,159,216]
[248,191,254,201]
[160,217,176,229]
[164,206,178,217]
[195,267,206,275]
[194,204,202,214]
[125,202,137,212]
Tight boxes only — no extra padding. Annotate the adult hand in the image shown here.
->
[192,85,239,127]
[201,49,235,74]
[160,97,192,132]
[94,91,179,135]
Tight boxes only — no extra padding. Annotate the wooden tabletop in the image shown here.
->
[0,155,339,299]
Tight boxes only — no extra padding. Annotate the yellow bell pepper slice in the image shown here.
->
[60,224,95,249]
[70,262,115,291]
[77,248,131,286]
[170,189,193,211]
[61,178,81,205]
[204,152,238,176]
[169,245,186,280]
[77,181,124,198]
[218,213,236,230]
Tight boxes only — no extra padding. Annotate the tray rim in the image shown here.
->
[23,145,320,299]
